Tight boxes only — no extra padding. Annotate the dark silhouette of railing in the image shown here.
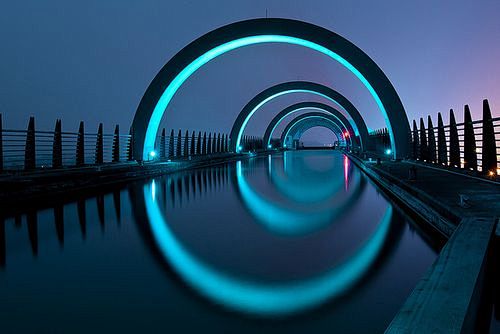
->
[409,99,499,177]
[0,115,241,171]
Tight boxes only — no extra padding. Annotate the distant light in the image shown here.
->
[283,144,287,148]
[237,145,243,152]
[149,150,157,158]
[268,144,272,149]
[488,170,495,177]
[385,148,392,155]
[344,131,350,138]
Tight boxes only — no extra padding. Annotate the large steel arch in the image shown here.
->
[131,18,410,161]
[263,102,359,149]
[280,113,347,148]
[230,81,371,153]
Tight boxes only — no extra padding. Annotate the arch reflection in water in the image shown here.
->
[140,152,395,317]
[235,152,366,235]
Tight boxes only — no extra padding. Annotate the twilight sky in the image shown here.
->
[0,0,499,140]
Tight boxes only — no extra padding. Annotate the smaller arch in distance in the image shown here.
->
[281,115,347,149]
[262,102,359,150]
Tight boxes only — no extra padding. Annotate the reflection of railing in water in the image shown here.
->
[0,190,122,268]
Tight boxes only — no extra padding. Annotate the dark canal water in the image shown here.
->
[0,150,439,333]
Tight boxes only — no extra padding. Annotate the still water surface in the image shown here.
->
[0,151,438,333]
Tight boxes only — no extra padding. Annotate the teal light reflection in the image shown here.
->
[143,181,393,316]
[143,35,394,159]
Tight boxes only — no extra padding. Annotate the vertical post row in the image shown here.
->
[427,116,436,163]
[212,132,217,154]
[207,133,212,155]
[481,99,497,175]
[24,116,36,170]
[196,132,201,156]
[202,132,207,155]
[76,121,85,166]
[449,109,460,167]
[112,124,120,163]
[95,123,104,164]
[463,105,477,170]
[437,112,447,165]
[52,119,63,168]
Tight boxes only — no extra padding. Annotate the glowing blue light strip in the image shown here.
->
[282,115,347,147]
[267,107,354,147]
[143,35,395,159]
[143,181,393,316]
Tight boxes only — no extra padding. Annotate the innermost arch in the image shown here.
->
[143,35,391,159]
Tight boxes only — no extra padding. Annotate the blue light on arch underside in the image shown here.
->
[143,179,393,316]
[143,35,395,159]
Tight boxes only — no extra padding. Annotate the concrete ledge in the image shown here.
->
[385,217,498,334]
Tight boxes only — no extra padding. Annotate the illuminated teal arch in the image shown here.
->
[143,179,393,316]
[263,102,358,149]
[131,18,410,161]
[230,81,371,153]
[280,113,350,149]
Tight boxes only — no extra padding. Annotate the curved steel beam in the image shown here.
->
[230,82,372,153]
[131,18,410,161]
[263,102,359,149]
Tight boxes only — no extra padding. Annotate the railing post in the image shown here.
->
[225,134,229,153]
[481,99,497,176]
[168,129,174,159]
[127,127,134,161]
[76,121,85,166]
[449,109,460,167]
[190,131,195,157]
[24,116,36,170]
[202,132,207,155]
[176,129,182,157]
[112,124,120,162]
[427,116,436,163]
[196,131,201,155]
[463,105,477,170]
[217,133,221,153]
[212,132,217,153]
[52,119,63,168]
[0,114,3,172]
[183,130,189,157]
[207,133,212,155]
[221,134,225,153]
[437,112,447,165]
[160,128,166,159]
[95,123,104,164]
[419,118,428,161]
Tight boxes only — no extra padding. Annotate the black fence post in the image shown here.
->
[481,99,497,175]
[212,132,217,154]
[95,123,104,164]
[168,129,174,159]
[183,130,189,157]
[419,118,428,161]
[176,129,182,157]
[221,134,225,153]
[217,133,221,153]
[190,131,195,157]
[202,132,207,155]
[427,116,436,163]
[76,121,85,166]
[225,134,229,153]
[196,131,201,155]
[0,114,3,172]
[437,112,447,165]
[52,119,62,168]
[160,128,166,159]
[112,124,120,163]
[207,133,212,155]
[463,105,477,170]
[24,116,36,170]
[449,109,460,167]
